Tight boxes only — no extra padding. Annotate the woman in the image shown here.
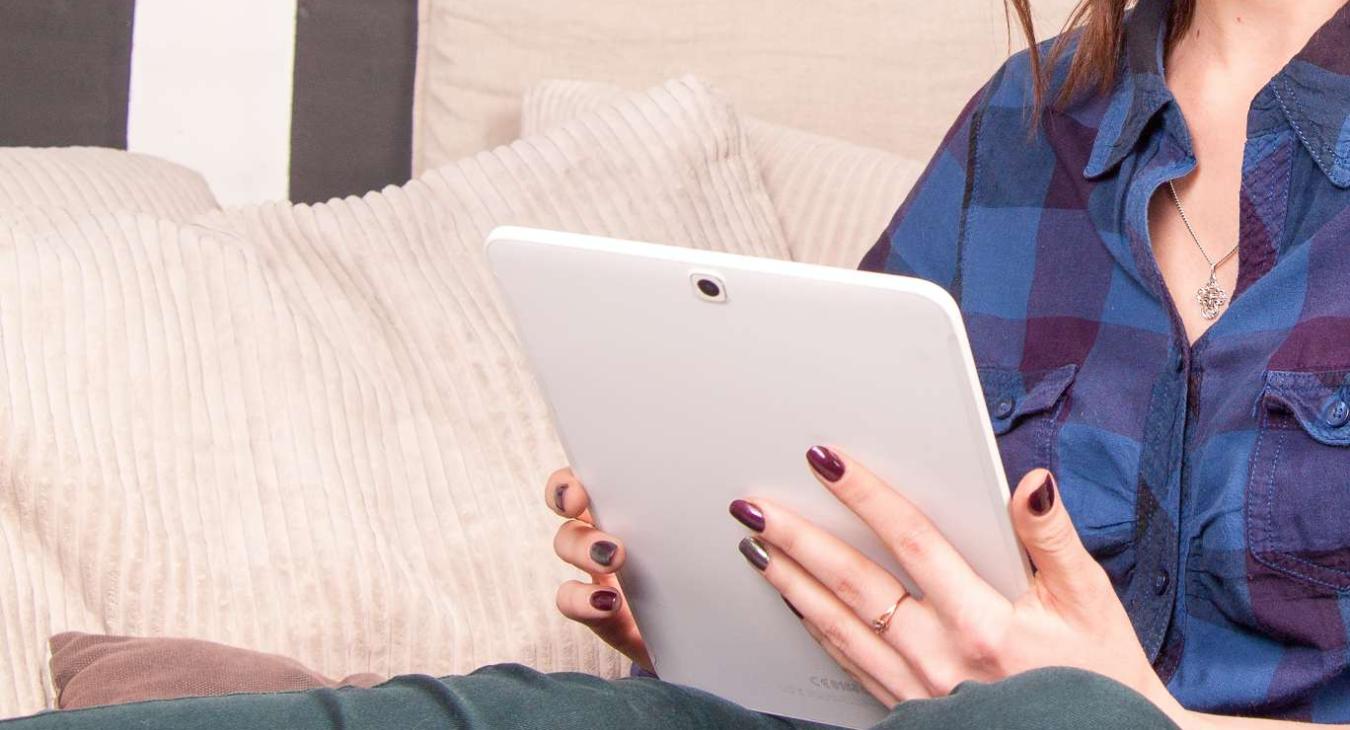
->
[14,0,1348,727]
[550,0,1350,725]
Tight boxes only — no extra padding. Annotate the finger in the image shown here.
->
[545,467,592,521]
[797,615,904,708]
[740,535,929,701]
[554,519,625,574]
[804,445,1004,615]
[742,497,963,689]
[737,497,909,630]
[556,579,626,623]
[555,580,654,670]
[1009,470,1110,608]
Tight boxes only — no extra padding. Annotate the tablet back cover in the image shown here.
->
[487,226,1030,728]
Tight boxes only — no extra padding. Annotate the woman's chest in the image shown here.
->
[955,155,1350,711]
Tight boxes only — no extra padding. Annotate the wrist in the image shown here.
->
[1140,683,1196,730]
[1157,696,1211,730]
[1174,709,1223,730]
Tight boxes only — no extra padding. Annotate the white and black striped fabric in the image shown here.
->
[0,0,418,205]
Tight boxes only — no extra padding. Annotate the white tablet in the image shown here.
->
[486,226,1031,729]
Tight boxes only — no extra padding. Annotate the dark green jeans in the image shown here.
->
[3,664,1179,729]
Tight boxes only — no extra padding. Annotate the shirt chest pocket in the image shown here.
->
[977,363,1077,485]
[1248,370,1350,592]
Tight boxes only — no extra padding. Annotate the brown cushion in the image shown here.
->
[49,633,385,710]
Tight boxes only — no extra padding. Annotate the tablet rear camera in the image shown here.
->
[691,273,727,303]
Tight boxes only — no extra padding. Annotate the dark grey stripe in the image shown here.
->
[289,0,418,205]
[0,0,136,148]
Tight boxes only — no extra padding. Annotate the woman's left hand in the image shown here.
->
[731,445,1187,723]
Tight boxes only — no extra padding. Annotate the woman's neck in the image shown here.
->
[1153,0,1346,345]
[1166,0,1345,115]
[1176,0,1345,76]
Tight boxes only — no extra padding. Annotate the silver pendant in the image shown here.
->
[1195,274,1229,320]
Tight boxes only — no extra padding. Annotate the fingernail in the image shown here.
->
[783,596,803,619]
[729,499,765,532]
[554,483,568,512]
[806,445,845,482]
[739,536,769,571]
[1028,473,1056,516]
[590,540,618,567]
[590,589,618,612]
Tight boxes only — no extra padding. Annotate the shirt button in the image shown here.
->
[1324,398,1350,428]
[1152,569,1170,596]
[994,397,1015,418]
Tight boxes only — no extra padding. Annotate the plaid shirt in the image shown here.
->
[861,0,1350,720]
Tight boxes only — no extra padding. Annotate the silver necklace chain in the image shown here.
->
[1166,180,1239,320]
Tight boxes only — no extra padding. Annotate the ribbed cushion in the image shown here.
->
[0,76,788,718]
[749,120,923,268]
[0,147,218,222]
[523,79,923,268]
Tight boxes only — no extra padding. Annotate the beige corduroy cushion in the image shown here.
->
[523,79,924,269]
[0,146,218,222]
[0,76,789,719]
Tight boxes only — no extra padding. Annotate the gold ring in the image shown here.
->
[871,595,906,635]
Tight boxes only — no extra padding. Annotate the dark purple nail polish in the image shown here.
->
[554,483,568,512]
[783,596,804,619]
[1028,473,1056,516]
[806,445,845,482]
[739,536,769,571]
[729,499,765,532]
[590,589,618,612]
[590,540,618,567]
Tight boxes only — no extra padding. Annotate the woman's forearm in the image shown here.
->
[1183,710,1350,729]
[1146,691,1348,729]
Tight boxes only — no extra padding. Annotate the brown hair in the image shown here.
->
[1006,0,1195,114]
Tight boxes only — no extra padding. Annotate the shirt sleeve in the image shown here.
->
[856,82,991,292]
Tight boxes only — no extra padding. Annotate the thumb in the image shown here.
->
[1010,469,1104,604]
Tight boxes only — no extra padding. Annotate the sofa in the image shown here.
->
[0,0,1078,718]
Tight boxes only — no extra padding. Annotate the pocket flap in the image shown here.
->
[1260,370,1350,447]
[977,363,1078,435]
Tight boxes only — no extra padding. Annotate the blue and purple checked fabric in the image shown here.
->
[860,0,1350,720]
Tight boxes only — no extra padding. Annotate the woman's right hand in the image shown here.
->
[546,467,653,671]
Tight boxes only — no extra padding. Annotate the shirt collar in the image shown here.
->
[1083,0,1350,188]
[1273,2,1350,187]
[1082,0,1175,178]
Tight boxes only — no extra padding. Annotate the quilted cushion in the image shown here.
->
[412,0,1079,172]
